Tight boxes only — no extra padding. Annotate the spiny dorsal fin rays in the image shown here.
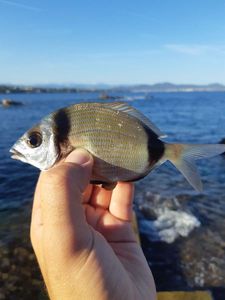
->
[102,102,167,138]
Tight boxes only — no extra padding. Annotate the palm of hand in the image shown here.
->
[83,183,135,242]
[78,183,155,300]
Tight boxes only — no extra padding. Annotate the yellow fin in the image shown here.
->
[164,143,225,192]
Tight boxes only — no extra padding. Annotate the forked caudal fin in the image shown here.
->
[164,143,225,192]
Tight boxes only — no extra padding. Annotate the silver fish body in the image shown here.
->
[10,102,225,191]
[52,102,165,186]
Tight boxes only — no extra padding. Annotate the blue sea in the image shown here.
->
[0,91,225,297]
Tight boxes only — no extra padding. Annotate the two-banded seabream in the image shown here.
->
[10,102,225,191]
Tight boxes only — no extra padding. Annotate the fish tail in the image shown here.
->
[163,143,225,192]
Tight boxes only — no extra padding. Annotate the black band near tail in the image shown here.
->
[146,127,165,166]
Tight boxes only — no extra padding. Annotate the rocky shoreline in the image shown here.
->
[1,196,225,300]
[0,207,47,300]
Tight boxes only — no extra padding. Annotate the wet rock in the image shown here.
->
[0,292,6,300]
[28,253,35,261]
[139,208,200,243]
[180,228,225,287]
[0,211,47,299]
[1,258,10,272]
[1,273,8,281]
[219,138,225,156]
[138,203,158,220]
[138,192,200,243]
[137,185,225,296]
[13,246,29,257]
[13,247,30,265]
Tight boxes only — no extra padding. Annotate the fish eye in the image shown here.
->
[26,132,42,148]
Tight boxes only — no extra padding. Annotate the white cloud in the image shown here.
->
[164,44,225,56]
[0,0,41,11]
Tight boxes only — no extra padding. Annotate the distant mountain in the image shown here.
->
[114,82,225,92]
[0,82,225,94]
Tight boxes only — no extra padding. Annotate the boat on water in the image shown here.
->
[1,99,23,107]
[99,92,123,100]
[145,93,155,100]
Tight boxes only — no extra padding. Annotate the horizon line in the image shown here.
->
[1,81,225,87]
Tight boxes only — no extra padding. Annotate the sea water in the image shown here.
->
[0,91,225,297]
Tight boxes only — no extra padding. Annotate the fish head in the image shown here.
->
[10,117,59,170]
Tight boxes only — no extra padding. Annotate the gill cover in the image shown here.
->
[10,117,59,170]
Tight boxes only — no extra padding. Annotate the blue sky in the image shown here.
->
[0,0,225,85]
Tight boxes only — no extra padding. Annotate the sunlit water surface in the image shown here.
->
[0,91,225,299]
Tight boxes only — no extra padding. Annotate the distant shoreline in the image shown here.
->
[1,82,225,94]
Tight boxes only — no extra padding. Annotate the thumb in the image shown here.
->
[65,148,93,191]
[34,148,94,256]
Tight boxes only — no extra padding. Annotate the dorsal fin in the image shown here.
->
[102,102,167,138]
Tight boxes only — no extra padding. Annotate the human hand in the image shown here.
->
[30,149,156,300]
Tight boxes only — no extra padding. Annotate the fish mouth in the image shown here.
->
[10,148,26,160]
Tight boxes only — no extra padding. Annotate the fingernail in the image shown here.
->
[65,148,92,165]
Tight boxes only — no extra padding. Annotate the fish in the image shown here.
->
[10,102,225,191]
